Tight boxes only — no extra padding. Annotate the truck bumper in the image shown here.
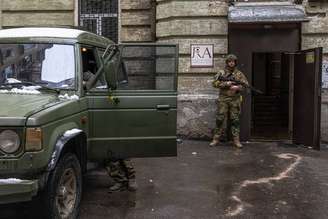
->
[0,179,38,204]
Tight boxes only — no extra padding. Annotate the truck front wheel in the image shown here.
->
[44,153,82,219]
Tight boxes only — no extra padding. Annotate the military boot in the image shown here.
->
[127,179,138,192]
[209,135,220,147]
[108,182,127,193]
[233,137,243,149]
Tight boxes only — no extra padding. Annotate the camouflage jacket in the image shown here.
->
[213,68,249,98]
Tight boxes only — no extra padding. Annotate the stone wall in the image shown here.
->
[156,0,229,139]
[120,0,155,42]
[0,0,75,28]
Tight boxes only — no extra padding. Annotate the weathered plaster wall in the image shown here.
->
[156,0,228,139]
[0,0,75,28]
[177,77,219,139]
[120,0,155,42]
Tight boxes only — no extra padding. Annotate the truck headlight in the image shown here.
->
[0,130,21,154]
[26,128,42,151]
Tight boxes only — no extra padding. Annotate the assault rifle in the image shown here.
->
[215,75,263,94]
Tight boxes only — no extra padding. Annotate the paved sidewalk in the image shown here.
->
[1,140,328,218]
[79,140,328,219]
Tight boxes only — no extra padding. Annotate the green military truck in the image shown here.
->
[0,27,178,218]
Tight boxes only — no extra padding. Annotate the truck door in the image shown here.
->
[88,44,178,160]
[293,48,322,149]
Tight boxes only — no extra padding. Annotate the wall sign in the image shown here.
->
[306,52,315,64]
[322,62,328,89]
[190,44,214,68]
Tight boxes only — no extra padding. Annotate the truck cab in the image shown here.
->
[0,27,178,218]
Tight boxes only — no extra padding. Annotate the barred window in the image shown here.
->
[79,0,118,43]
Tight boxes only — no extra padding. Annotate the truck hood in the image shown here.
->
[0,93,60,126]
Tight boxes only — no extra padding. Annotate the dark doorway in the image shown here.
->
[229,23,301,141]
[229,22,322,149]
[252,52,290,139]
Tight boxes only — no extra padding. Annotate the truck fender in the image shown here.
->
[47,129,86,172]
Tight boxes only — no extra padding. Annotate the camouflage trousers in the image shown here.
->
[214,96,242,138]
[105,159,135,184]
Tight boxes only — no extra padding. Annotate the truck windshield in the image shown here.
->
[0,44,75,89]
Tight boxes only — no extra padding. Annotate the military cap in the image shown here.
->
[226,54,238,62]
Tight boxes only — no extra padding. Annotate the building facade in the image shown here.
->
[0,0,327,142]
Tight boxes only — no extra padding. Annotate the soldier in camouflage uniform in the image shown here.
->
[106,159,137,192]
[210,54,249,148]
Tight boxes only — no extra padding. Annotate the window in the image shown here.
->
[79,0,118,42]
[0,44,75,89]
[81,46,107,90]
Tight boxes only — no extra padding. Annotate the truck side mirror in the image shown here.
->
[117,61,129,86]
[104,55,118,90]
[103,45,120,90]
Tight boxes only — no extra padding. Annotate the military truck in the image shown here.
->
[0,27,178,218]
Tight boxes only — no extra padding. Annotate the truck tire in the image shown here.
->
[43,153,82,219]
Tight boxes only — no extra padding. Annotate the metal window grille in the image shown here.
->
[79,0,118,42]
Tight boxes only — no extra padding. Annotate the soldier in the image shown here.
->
[210,54,249,148]
[82,70,96,89]
[106,158,137,192]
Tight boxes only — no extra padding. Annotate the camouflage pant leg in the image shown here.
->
[214,101,229,136]
[105,159,136,183]
[105,159,129,183]
[122,159,136,180]
[229,99,241,138]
